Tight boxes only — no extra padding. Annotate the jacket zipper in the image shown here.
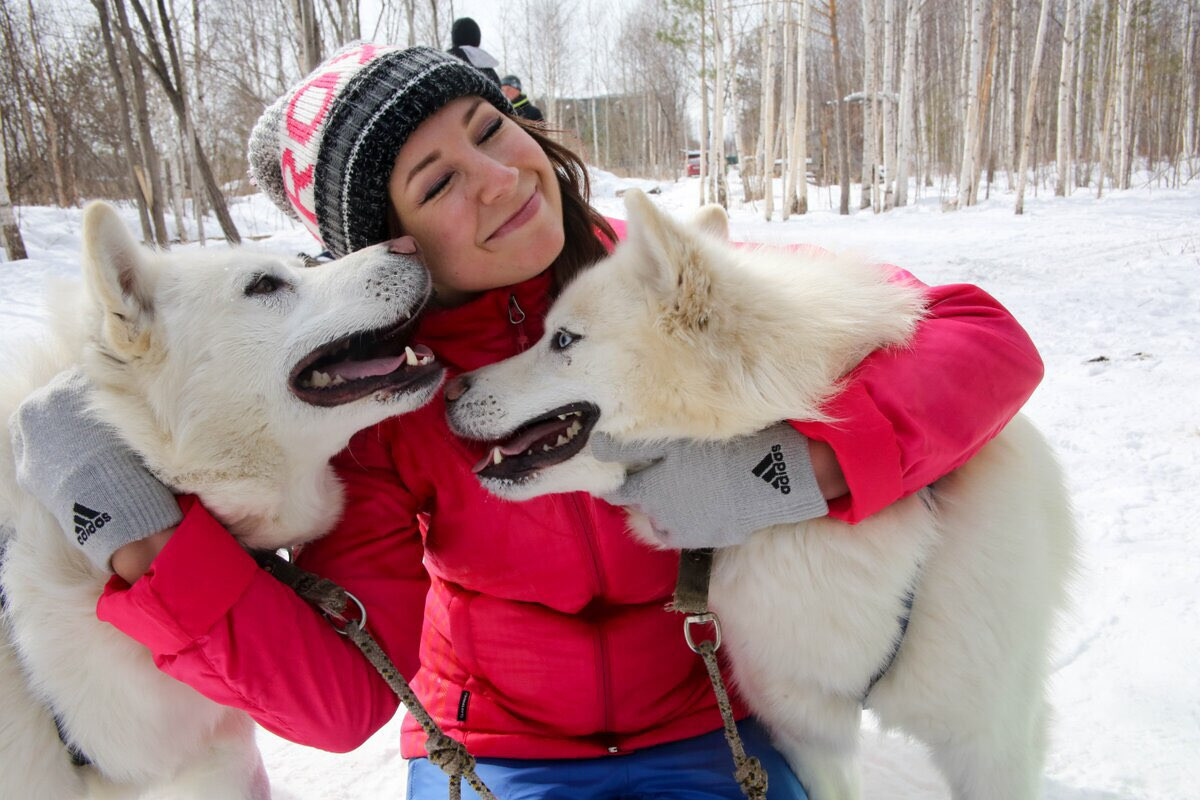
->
[570,495,614,740]
[507,294,529,351]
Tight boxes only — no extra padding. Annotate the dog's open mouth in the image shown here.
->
[289,305,443,407]
[472,402,600,480]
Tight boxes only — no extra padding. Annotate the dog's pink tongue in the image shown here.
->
[329,356,405,380]
[500,419,565,455]
[327,344,434,380]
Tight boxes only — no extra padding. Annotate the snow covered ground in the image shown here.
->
[1,171,1197,800]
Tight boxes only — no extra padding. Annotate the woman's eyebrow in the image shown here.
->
[405,99,489,186]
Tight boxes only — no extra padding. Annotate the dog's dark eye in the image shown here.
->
[245,274,284,296]
[551,329,581,351]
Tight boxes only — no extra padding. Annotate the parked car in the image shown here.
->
[684,150,701,176]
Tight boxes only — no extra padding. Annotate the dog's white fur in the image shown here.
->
[446,191,1077,800]
[0,203,439,799]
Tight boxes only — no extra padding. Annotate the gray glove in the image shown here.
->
[8,369,181,572]
[591,423,828,549]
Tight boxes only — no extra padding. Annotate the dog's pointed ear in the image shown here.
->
[81,202,158,359]
[691,203,729,241]
[622,189,713,333]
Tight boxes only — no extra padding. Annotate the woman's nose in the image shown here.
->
[444,375,470,402]
[477,158,519,205]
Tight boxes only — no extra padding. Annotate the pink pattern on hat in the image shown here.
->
[278,42,399,242]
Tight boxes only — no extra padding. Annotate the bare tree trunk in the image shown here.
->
[166,152,189,242]
[1184,0,1197,167]
[711,0,728,207]
[788,0,811,214]
[189,0,206,242]
[1114,0,1136,190]
[860,0,877,210]
[1015,0,1052,214]
[113,0,169,246]
[761,0,777,219]
[699,5,709,205]
[0,105,27,261]
[781,0,796,218]
[1096,0,1122,197]
[92,0,152,242]
[956,0,985,207]
[895,0,921,207]
[881,0,896,209]
[293,0,323,73]
[969,0,1001,206]
[1005,0,1019,188]
[1056,0,1078,195]
[128,0,240,244]
[829,0,851,214]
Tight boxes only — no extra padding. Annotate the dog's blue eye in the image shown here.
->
[552,329,580,351]
[245,274,283,296]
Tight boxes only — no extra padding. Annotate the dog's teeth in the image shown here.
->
[331,375,346,386]
[558,414,568,420]
[309,370,332,388]
[567,421,582,436]
[418,355,433,365]
[543,444,552,451]
[492,448,503,465]
[405,346,418,366]
[556,435,568,446]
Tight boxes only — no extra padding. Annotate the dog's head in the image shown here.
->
[78,202,444,545]
[445,190,926,502]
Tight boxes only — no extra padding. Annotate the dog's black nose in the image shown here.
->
[445,375,469,402]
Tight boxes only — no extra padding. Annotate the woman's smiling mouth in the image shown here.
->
[487,190,541,242]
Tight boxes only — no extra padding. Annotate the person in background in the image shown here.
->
[9,43,1045,799]
[447,16,501,85]
[499,74,545,123]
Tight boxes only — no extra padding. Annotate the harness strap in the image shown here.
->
[674,548,768,800]
[253,551,499,800]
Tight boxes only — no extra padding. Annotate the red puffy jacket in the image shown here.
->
[96,225,1043,758]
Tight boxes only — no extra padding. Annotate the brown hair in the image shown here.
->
[386,113,616,295]
[514,119,617,293]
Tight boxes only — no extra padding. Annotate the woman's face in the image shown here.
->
[387,96,565,306]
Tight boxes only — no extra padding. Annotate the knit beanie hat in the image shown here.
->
[248,43,512,258]
[450,17,482,48]
[500,75,522,92]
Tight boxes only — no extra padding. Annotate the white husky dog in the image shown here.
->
[445,190,1077,800]
[0,203,444,799]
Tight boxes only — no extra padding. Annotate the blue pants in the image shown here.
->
[406,719,809,799]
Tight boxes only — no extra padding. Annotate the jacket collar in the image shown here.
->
[415,270,552,373]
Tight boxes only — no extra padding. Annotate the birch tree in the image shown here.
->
[956,0,985,207]
[128,0,240,244]
[785,0,812,215]
[760,0,777,220]
[1014,0,1052,214]
[1056,0,1078,195]
[0,105,27,261]
[894,0,921,207]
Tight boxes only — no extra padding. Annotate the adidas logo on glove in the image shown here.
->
[73,503,113,545]
[751,444,791,494]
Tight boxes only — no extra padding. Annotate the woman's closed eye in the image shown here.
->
[417,119,505,205]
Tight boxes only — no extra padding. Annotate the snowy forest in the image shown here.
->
[1,0,1197,260]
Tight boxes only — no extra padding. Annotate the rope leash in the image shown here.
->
[253,551,499,800]
[673,549,768,800]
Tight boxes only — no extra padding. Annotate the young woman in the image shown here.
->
[11,45,1044,799]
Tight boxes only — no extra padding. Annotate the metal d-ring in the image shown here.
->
[684,612,722,653]
[324,590,368,636]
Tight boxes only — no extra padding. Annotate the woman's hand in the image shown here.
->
[9,369,183,574]
[110,527,176,583]
[590,423,832,549]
